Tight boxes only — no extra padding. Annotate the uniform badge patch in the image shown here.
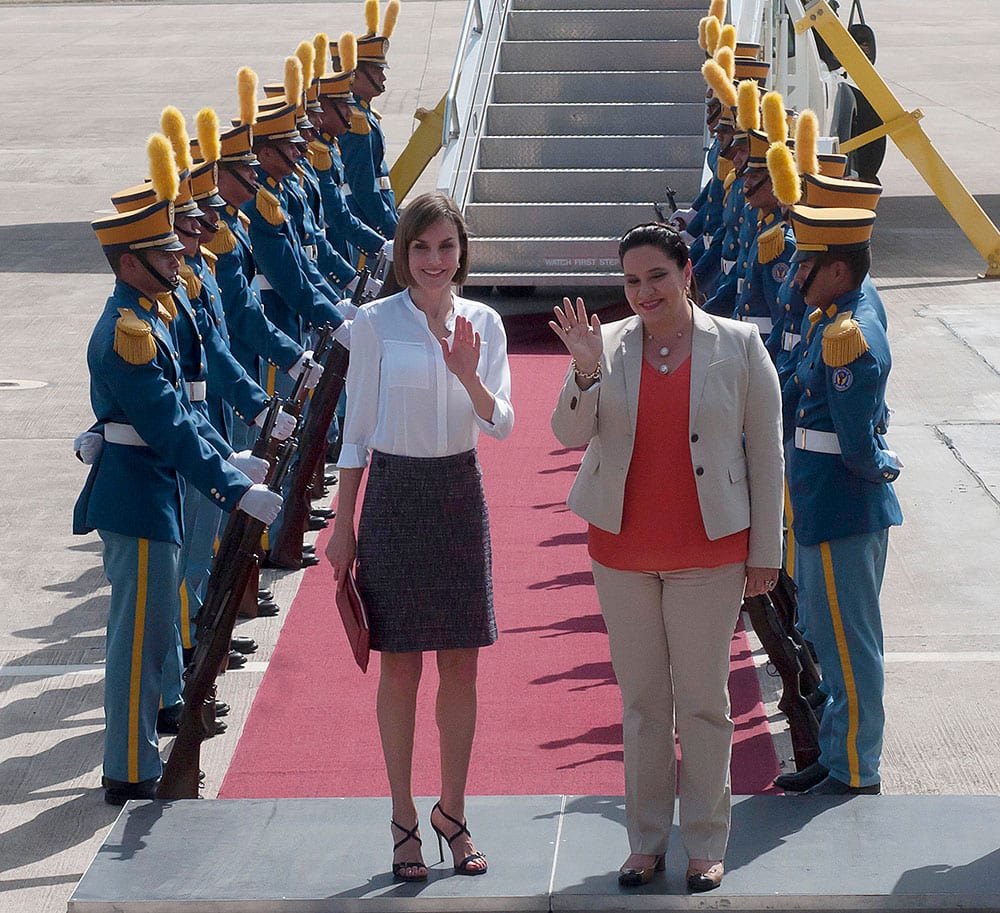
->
[772,262,790,282]
[832,367,853,391]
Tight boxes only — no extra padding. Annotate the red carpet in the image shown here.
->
[220,342,779,799]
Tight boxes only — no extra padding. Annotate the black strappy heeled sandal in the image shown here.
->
[390,819,428,882]
[430,801,488,876]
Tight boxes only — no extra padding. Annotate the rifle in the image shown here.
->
[744,591,821,771]
[768,568,823,701]
[267,340,350,569]
[158,439,298,800]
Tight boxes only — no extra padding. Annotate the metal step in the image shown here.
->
[466,202,665,237]
[499,39,706,72]
[469,236,621,275]
[478,134,706,169]
[505,9,704,41]
[471,168,701,203]
[485,102,703,136]
[492,70,704,104]
[513,0,704,9]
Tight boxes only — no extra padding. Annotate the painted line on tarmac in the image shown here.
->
[0,661,270,677]
[752,651,1000,668]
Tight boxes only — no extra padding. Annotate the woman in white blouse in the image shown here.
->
[326,192,514,882]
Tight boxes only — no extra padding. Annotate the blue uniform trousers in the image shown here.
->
[99,530,180,783]
[795,529,888,787]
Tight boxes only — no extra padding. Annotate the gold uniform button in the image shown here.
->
[799,409,805,417]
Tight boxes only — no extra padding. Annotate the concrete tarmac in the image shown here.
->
[1,2,999,912]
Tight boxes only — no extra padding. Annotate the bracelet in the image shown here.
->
[572,360,602,381]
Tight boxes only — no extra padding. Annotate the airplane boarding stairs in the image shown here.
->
[444,0,711,292]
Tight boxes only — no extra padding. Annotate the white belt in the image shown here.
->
[782,331,801,351]
[703,233,712,247]
[256,275,273,291]
[105,422,148,447]
[304,243,318,261]
[186,380,207,402]
[721,258,735,275]
[737,277,745,293]
[795,427,841,454]
[742,315,773,334]
[377,175,392,191]
[341,182,352,197]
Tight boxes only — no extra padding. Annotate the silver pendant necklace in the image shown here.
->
[647,329,684,374]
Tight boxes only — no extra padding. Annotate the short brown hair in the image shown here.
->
[392,191,470,288]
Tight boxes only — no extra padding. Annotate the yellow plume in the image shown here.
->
[284,56,304,107]
[381,0,399,38]
[719,23,736,53]
[708,0,726,23]
[196,108,221,165]
[364,0,379,36]
[736,79,760,131]
[795,109,820,176]
[715,46,734,82]
[238,67,259,126]
[767,142,801,206]
[705,16,721,55]
[698,16,709,51]
[701,59,737,109]
[297,41,316,89]
[313,33,329,78]
[340,32,358,74]
[147,133,179,203]
[160,106,192,173]
[762,91,787,145]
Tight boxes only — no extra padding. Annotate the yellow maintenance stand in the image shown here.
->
[796,0,1000,278]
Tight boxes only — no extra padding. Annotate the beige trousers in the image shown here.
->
[591,559,746,860]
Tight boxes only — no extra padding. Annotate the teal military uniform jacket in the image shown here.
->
[339,100,398,239]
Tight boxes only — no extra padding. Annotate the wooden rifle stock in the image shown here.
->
[744,592,821,771]
[267,341,349,569]
[769,568,823,700]
[157,440,298,800]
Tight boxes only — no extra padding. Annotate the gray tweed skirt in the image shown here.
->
[356,449,497,653]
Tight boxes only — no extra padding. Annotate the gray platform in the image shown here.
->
[68,795,1000,913]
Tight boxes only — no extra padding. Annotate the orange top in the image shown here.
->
[588,358,749,572]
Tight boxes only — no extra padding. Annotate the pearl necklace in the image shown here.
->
[646,328,685,374]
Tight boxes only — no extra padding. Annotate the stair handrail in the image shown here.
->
[443,0,486,149]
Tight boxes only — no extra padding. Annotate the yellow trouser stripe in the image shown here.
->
[266,364,277,397]
[129,538,150,782]
[820,541,860,787]
[783,478,795,577]
[179,579,193,649]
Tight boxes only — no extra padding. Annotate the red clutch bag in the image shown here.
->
[336,569,371,672]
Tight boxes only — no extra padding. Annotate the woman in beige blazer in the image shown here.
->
[550,223,783,892]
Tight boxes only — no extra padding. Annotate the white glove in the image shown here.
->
[237,484,283,523]
[380,238,394,262]
[884,449,904,470]
[74,431,104,465]
[363,274,383,300]
[228,449,269,484]
[338,301,359,319]
[270,410,297,441]
[671,206,696,229]
[287,350,313,380]
[680,230,695,246]
[332,320,352,349]
[302,360,324,390]
[344,274,360,294]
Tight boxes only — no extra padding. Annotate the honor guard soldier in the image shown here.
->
[75,158,282,805]
[314,31,392,269]
[339,0,401,239]
[782,204,902,796]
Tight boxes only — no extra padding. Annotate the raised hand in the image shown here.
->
[549,297,603,372]
[439,314,481,384]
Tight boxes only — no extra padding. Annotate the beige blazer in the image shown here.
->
[551,307,784,568]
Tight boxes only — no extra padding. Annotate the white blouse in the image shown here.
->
[338,290,515,468]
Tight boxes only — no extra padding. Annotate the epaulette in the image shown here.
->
[201,247,218,276]
[237,210,250,229]
[178,263,202,299]
[757,222,786,264]
[156,292,177,324]
[716,156,734,183]
[292,162,305,180]
[308,139,333,172]
[370,106,382,121]
[822,310,870,367]
[205,221,237,255]
[255,187,285,226]
[349,111,370,135]
[113,308,156,365]
[724,169,738,192]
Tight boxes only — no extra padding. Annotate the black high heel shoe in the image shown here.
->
[390,819,428,882]
[430,802,488,875]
